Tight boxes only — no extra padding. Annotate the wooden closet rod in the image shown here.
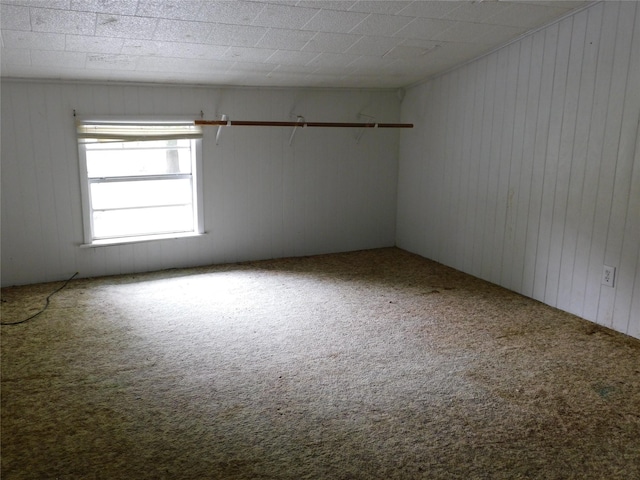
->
[195,120,413,128]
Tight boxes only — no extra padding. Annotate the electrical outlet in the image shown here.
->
[602,265,615,287]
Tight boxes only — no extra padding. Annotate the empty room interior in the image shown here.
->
[1,0,639,478]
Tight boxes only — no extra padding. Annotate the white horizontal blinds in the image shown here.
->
[77,122,202,143]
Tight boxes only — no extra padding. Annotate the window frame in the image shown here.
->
[77,117,204,247]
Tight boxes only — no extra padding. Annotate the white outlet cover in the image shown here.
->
[602,265,616,287]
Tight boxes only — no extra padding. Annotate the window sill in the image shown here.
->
[80,232,206,248]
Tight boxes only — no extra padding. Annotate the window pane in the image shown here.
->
[86,139,192,177]
[92,205,194,239]
[90,178,192,210]
[79,131,202,243]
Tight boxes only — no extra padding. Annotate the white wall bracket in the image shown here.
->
[356,114,376,143]
[215,114,229,145]
[289,115,305,146]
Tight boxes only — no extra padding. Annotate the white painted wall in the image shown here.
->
[398,1,640,339]
[1,82,400,286]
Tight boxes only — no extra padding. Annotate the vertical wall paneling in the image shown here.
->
[477,52,497,281]
[632,250,640,338]
[558,5,603,315]
[515,30,545,296]
[490,49,511,283]
[523,25,557,299]
[434,74,450,262]
[583,2,633,326]
[1,83,400,286]
[397,1,640,339]
[613,21,640,334]
[591,1,638,326]
[45,84,76,276]
[0,88,26,284]
[502,36,531,292]
[444,69,462,269]
[10,85,47,285]
[492,43,519,286]
[464,58,487,275]
[532,20,571,303]
[545,12,587,308]
[572,3,620,320]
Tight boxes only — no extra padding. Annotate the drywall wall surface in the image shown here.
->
[1,82,400,286]
[397,1,640,339]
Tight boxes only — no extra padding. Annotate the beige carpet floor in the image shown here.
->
[1,247,639,479]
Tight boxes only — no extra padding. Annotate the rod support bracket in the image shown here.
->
[289,115,305,146]
[356,114,375,143]
[215,114,228,145]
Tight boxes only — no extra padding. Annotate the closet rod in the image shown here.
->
[195,120,413,128]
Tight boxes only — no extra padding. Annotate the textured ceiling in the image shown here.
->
[0,0,591,88]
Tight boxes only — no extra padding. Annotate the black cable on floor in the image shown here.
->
[1,272,79,326]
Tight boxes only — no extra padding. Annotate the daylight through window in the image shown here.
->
[77,122,203,245]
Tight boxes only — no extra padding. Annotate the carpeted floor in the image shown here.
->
[1,247,639,479]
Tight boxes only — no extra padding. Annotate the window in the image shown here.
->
[77,121,204,246]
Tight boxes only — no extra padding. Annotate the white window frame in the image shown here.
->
[77,118,205,247]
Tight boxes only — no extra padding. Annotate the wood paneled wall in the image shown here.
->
[398,1,640,339]
[1,83,400,286]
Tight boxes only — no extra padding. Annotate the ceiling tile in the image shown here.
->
[427,41,492,62]
[510,1,587,8]
[296,1,355,11]
[264,64,306,77]
[252,4,320,29]
[1,30,66,49]
[300,8,368,33]
[121,38,163,55]
[345,35,401,57]
[198,1,265,25]
[349,1,411,15]
[135,0,204,21]
[487,3,573,28]
[206,23,268,47]
[263,49,319,65]
[167,43,229,60]
[86,53,137,70]
[383,44,438,60]
[431,21,494,44]
[441,2,506,23]
[252,0,298,5]
[0,3,30,30]
[136,56,232,73]
[121,39,229,59]
[400,37,442,49]
[30,49,87,68]
[479,24,528,45]
[30,7,96,35]
[70,0,138,15]
[348,54,397,72]
[308,63,356,75]
[223,46,277,62]
[340,73,395,87]
[349,13,413,36]
[256,28,315,50]
[153,18,212,43]
[227,61,277,74]
[396,1,460,19]
[95,13,157,39]
[301,31,361,53]
[306,51,360,68]
[394,17,456,40]
[1,48,31,65]
[2,1,70,7]
[65,34,124,53]
[0,0,592,88]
